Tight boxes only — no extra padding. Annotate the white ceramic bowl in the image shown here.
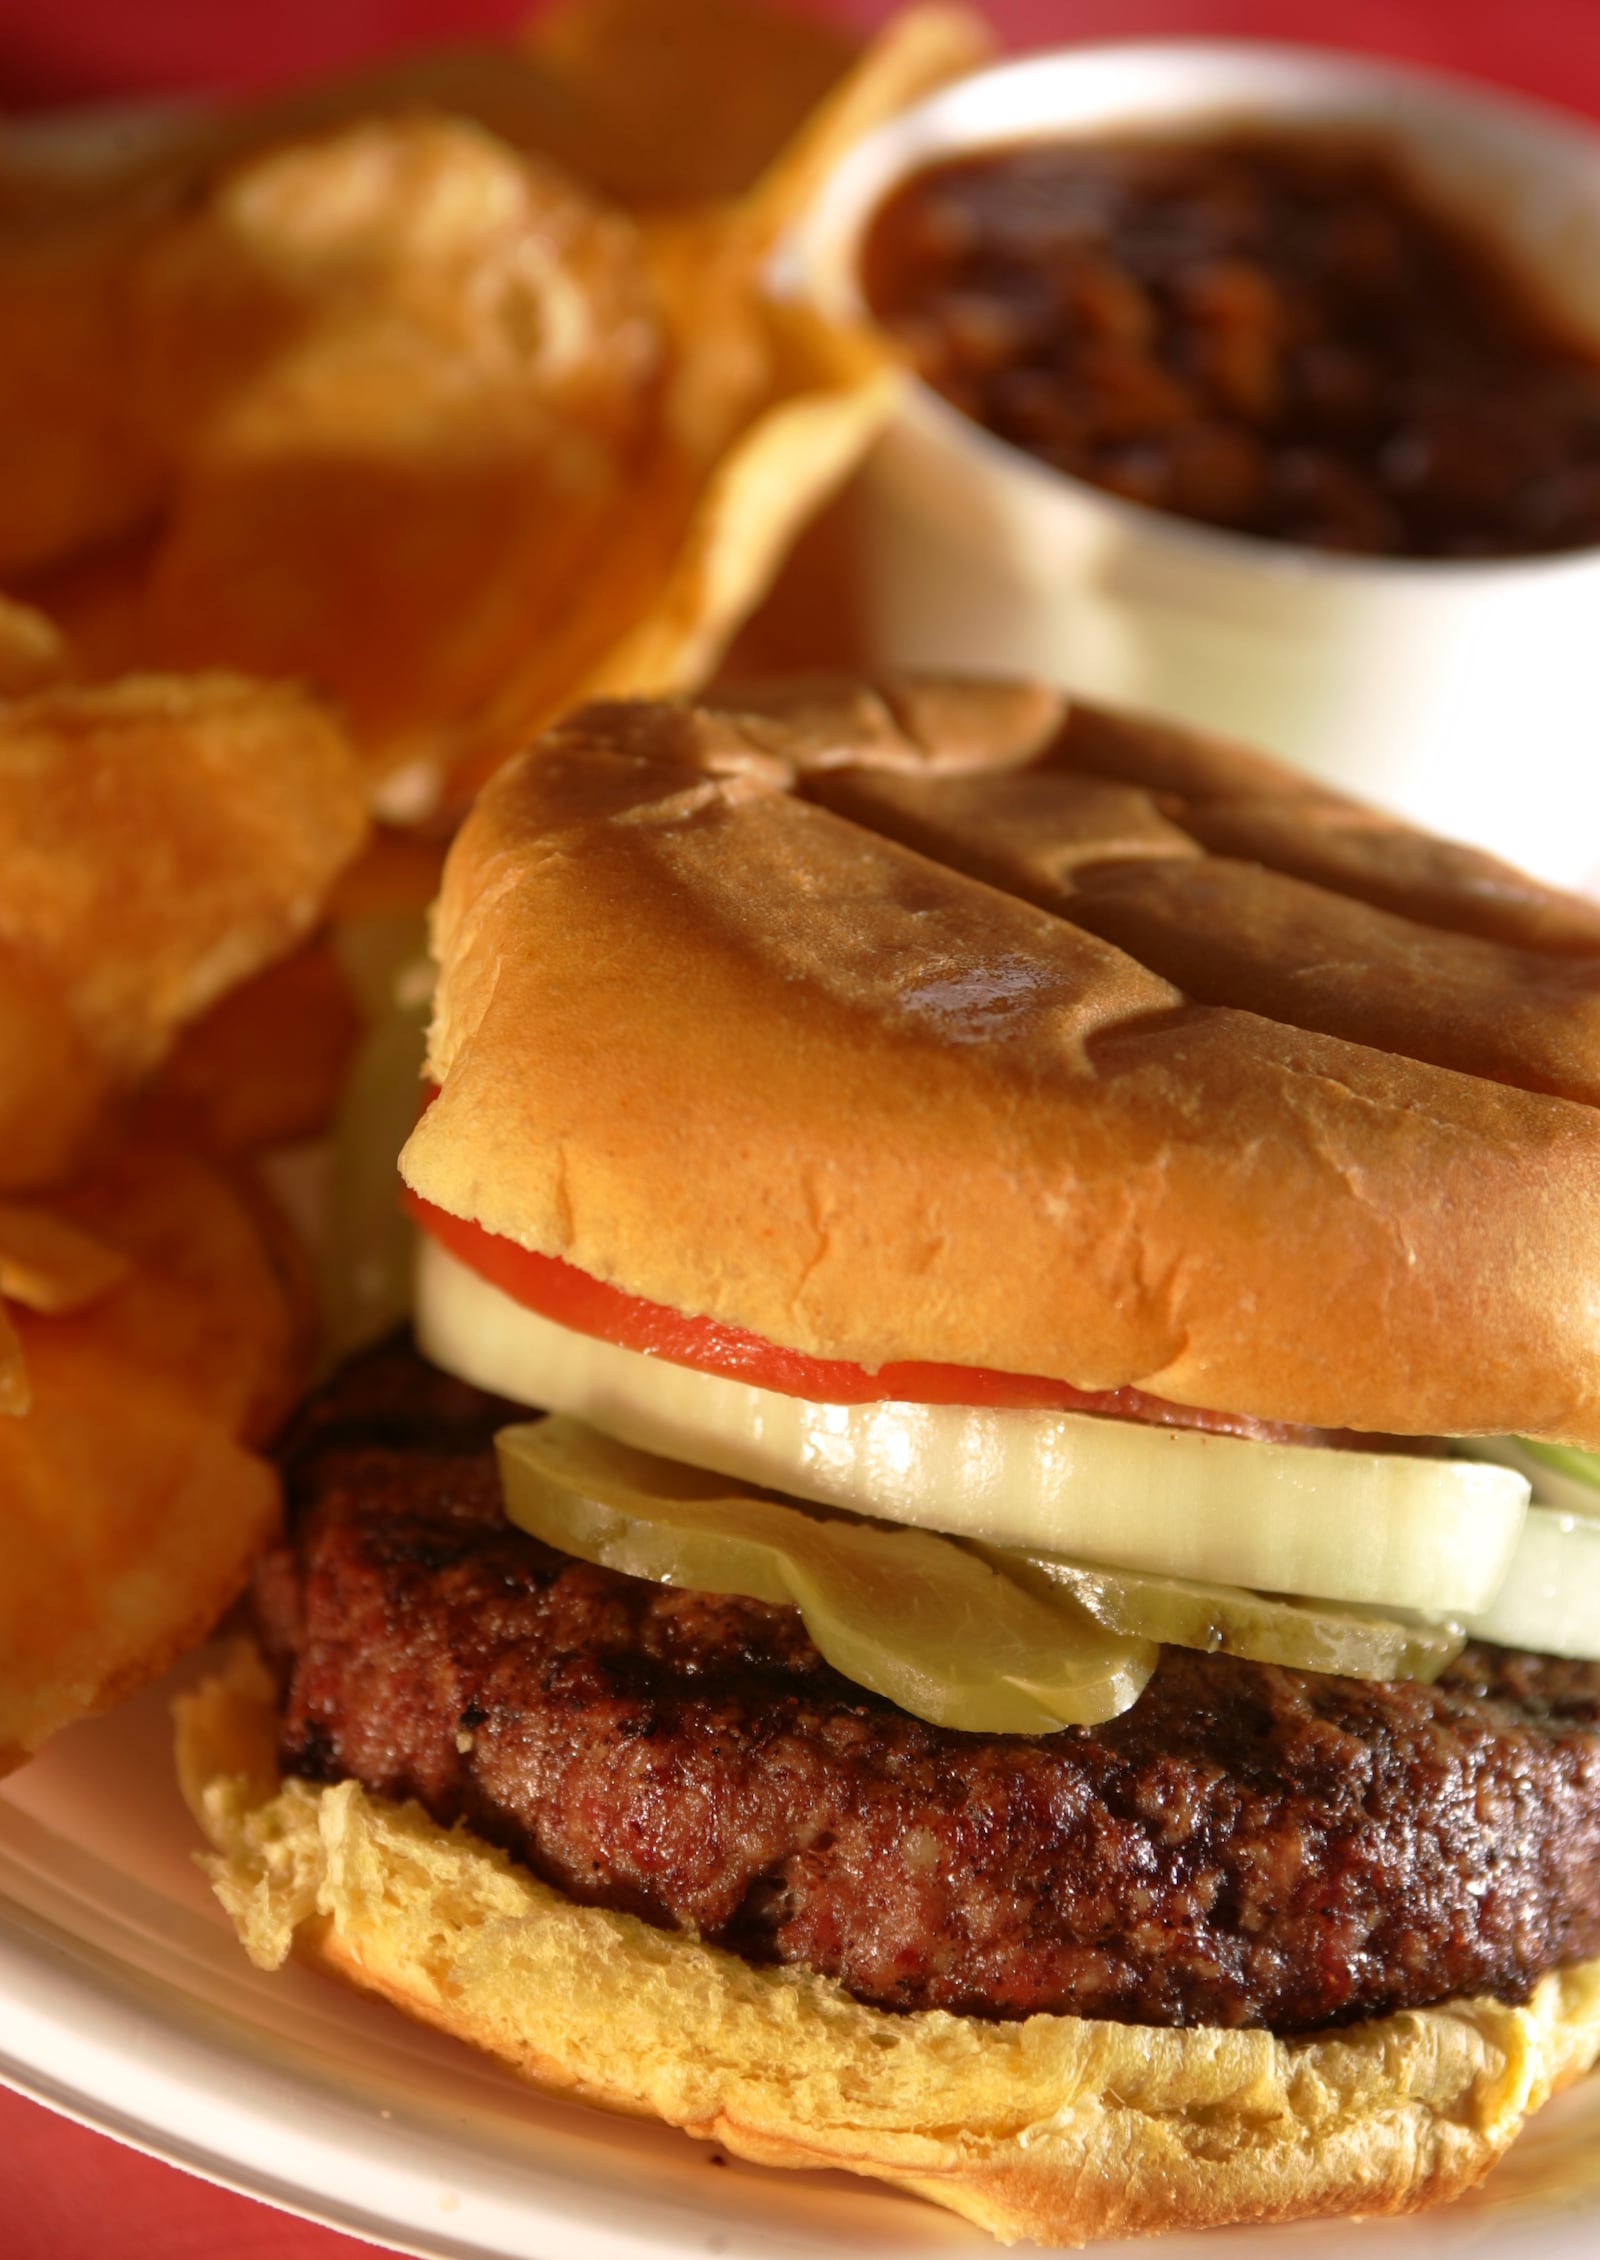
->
[796,44,1600,889]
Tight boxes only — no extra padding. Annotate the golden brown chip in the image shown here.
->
[0,1324,279,1772]
[0,1196,131,1419]
[0,1137,300,1771]
[142,936,365,1154]
[131,117,662,800]
[0,1200,130,1313]
[436,6,989,798]
[14,525,155,683]
[524,0,864,207]
[328,827,448,920]
[0,33,662,587]
[718,486,870,679]
[0,944,109,1192]
[8,8,983,810]
[0,1296,26,1417]
[0,592,68,696]
[46,1138,309,1443]
[568,301,895,710]
[0,199,170,577]
[737,2,993,248]
[0,1,866,230]
[0,670,367,1095]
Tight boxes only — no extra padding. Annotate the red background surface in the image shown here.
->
[4,1,1599,2253]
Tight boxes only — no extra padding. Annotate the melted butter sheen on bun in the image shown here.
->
[179,1651,1600,2248]
[402,677,1600,1443]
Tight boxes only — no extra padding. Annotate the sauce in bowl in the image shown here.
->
[862,132,1600,559]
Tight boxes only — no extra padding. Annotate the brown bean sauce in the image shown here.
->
[861,132,1600,559]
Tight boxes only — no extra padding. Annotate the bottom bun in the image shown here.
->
[176,1646,1600,2248]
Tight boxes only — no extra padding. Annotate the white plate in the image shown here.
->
[3,1654,1600,2259]
[5,78,1600,2260]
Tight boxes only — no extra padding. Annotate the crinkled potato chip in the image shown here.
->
[0,35,636,580]
[0,1296,25,1417]
[329,827,448,920]
[0,1138,300,1771]
[3,5,985,810]
[45,1138,311,1443]
[0,197,171,577]
[0,1,995,1787]
[15,525,156,684]
[0,1197,129,1417]
[131,114,661,455]
[0,0,865,240]
[0,671,367,1185]
[0,592,68,696]
[0,944,108,1193]
[736,3,993,246]
[132,118,664,796]
[0,1199,130,1314]
[142,936,365,1155]
[524,0,864,207]
[718,488,869,679]
[0,1325,279,1772]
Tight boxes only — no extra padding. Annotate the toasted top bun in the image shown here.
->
[401,677,1600,1442]
[178,1648,1600,2247]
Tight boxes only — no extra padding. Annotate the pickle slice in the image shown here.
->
[992,1551,1465,1682]
[421,1238,1528,1614]
[496,1417,1156,1735]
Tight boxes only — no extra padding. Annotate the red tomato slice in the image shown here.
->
[407,1189,1213,1421]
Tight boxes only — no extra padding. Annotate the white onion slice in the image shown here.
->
[1456,1438,1600,1658]
[1463,1506,1600,1658]
[417,1238,1526,1613]
[1457,1436,1600,1520]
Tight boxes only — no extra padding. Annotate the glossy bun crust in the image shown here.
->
[179,1651,1600,2248]
[402,675,1600,1442]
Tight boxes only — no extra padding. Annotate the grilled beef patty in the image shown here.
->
[256,1339,1600,2035]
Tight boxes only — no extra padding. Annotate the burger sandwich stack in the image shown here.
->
[183,672,1600,2246]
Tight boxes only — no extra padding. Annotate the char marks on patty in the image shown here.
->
[256,1338,1600,2036]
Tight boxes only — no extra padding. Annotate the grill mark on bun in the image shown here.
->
[402,676,1600,1441]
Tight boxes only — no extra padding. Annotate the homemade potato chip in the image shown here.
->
[2,5,983,809]
[329,827,448,920]
[549,302,895,738]
[45,1137,310,1442]
[0,1325,279,1771]
[0,593,68,696]
[525,0,863,207]
[133,118,662,794]
[0,2,993,1787]
[142,936,365,1155]
[0,0,865,235]
[0,672,367,1186]
[719,487,869,679]
[0,1196,129,1416]
[14,526,157,683]
[0,1137,300,1770]
[0,943,111,1192]
[0,37,639,587]
[0,193,173,577]
[0,1297,25,1417]
[132,115,661,453]
[0,1199,130,1314]
[737,2,992,247]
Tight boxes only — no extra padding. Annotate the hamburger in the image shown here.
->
[180,673,1600,2245]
